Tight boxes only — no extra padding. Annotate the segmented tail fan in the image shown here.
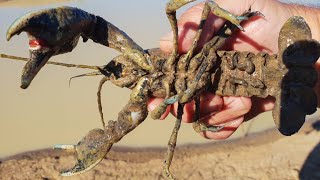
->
[273,16,320,135]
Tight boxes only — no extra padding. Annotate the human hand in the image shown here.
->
[148,0,320,139]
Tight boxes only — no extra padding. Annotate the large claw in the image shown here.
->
[7,6,96,89]
[54,128,112,176]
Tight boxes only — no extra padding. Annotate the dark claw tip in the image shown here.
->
[20,83,28,89]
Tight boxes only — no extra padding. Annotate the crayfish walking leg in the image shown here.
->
[151,1,255,120]
[163,103,184,180]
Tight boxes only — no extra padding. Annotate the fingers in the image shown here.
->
[147,97,171,120]
[171,96,251,139]
[244,96,275,121]
[200,96,252,139]
[171,92,223,123]
[147,92,223,121]
[204,96,252,124]
[201,116,244,140]
[148,95,254,140]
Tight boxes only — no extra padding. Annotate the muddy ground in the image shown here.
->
[1,120,320,180]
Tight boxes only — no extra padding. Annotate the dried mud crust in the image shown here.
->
[1,120,320,180]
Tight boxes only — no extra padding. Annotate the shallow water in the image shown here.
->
[0,0,318,158]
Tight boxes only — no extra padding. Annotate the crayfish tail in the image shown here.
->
[274,16,320,136]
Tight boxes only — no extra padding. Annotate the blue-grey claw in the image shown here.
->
[6,6,96,89]
[206,125,225,132]
[236,16,249,21]
[164,95,181,105]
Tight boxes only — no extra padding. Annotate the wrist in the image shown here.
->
[285,3,320,41]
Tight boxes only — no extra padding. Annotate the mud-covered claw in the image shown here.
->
[7,6,96,88]
[241,10,264,20]
[192,122,225,133]
[55,128,112,176]
[20,46,55,89]
[6,6,95,44]
[60,157,103,176]
[207,1,244,31]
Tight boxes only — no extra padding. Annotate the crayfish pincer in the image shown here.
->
[2,0,320,179]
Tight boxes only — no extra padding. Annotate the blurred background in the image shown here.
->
[0,0,319,158]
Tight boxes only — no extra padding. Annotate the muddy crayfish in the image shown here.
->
[1,0,320,179]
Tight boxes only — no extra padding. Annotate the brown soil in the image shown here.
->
[1,120,320,180]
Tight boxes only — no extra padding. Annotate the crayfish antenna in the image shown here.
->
[69,71,102,87]
[1,53,103,70]
[97,77,110,128]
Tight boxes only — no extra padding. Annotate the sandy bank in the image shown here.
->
[1,120,320,179]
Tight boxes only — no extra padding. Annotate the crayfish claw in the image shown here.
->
[6,6,97,89]
[7,6,96,45]
[60,158,103,176]
[55,128,112,176]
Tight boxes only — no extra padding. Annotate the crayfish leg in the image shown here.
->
[163,103,184,180]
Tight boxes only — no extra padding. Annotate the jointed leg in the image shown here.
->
[150,56,209,119]
[163,103,184,180]
[97,77,110,127]
[151,9,262,120]
[180,9,264,104]
[164,0,197,71]
[97,74,143,127]
[152,0,248,120]
[151,94,182,119]
[165,0,245,69]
